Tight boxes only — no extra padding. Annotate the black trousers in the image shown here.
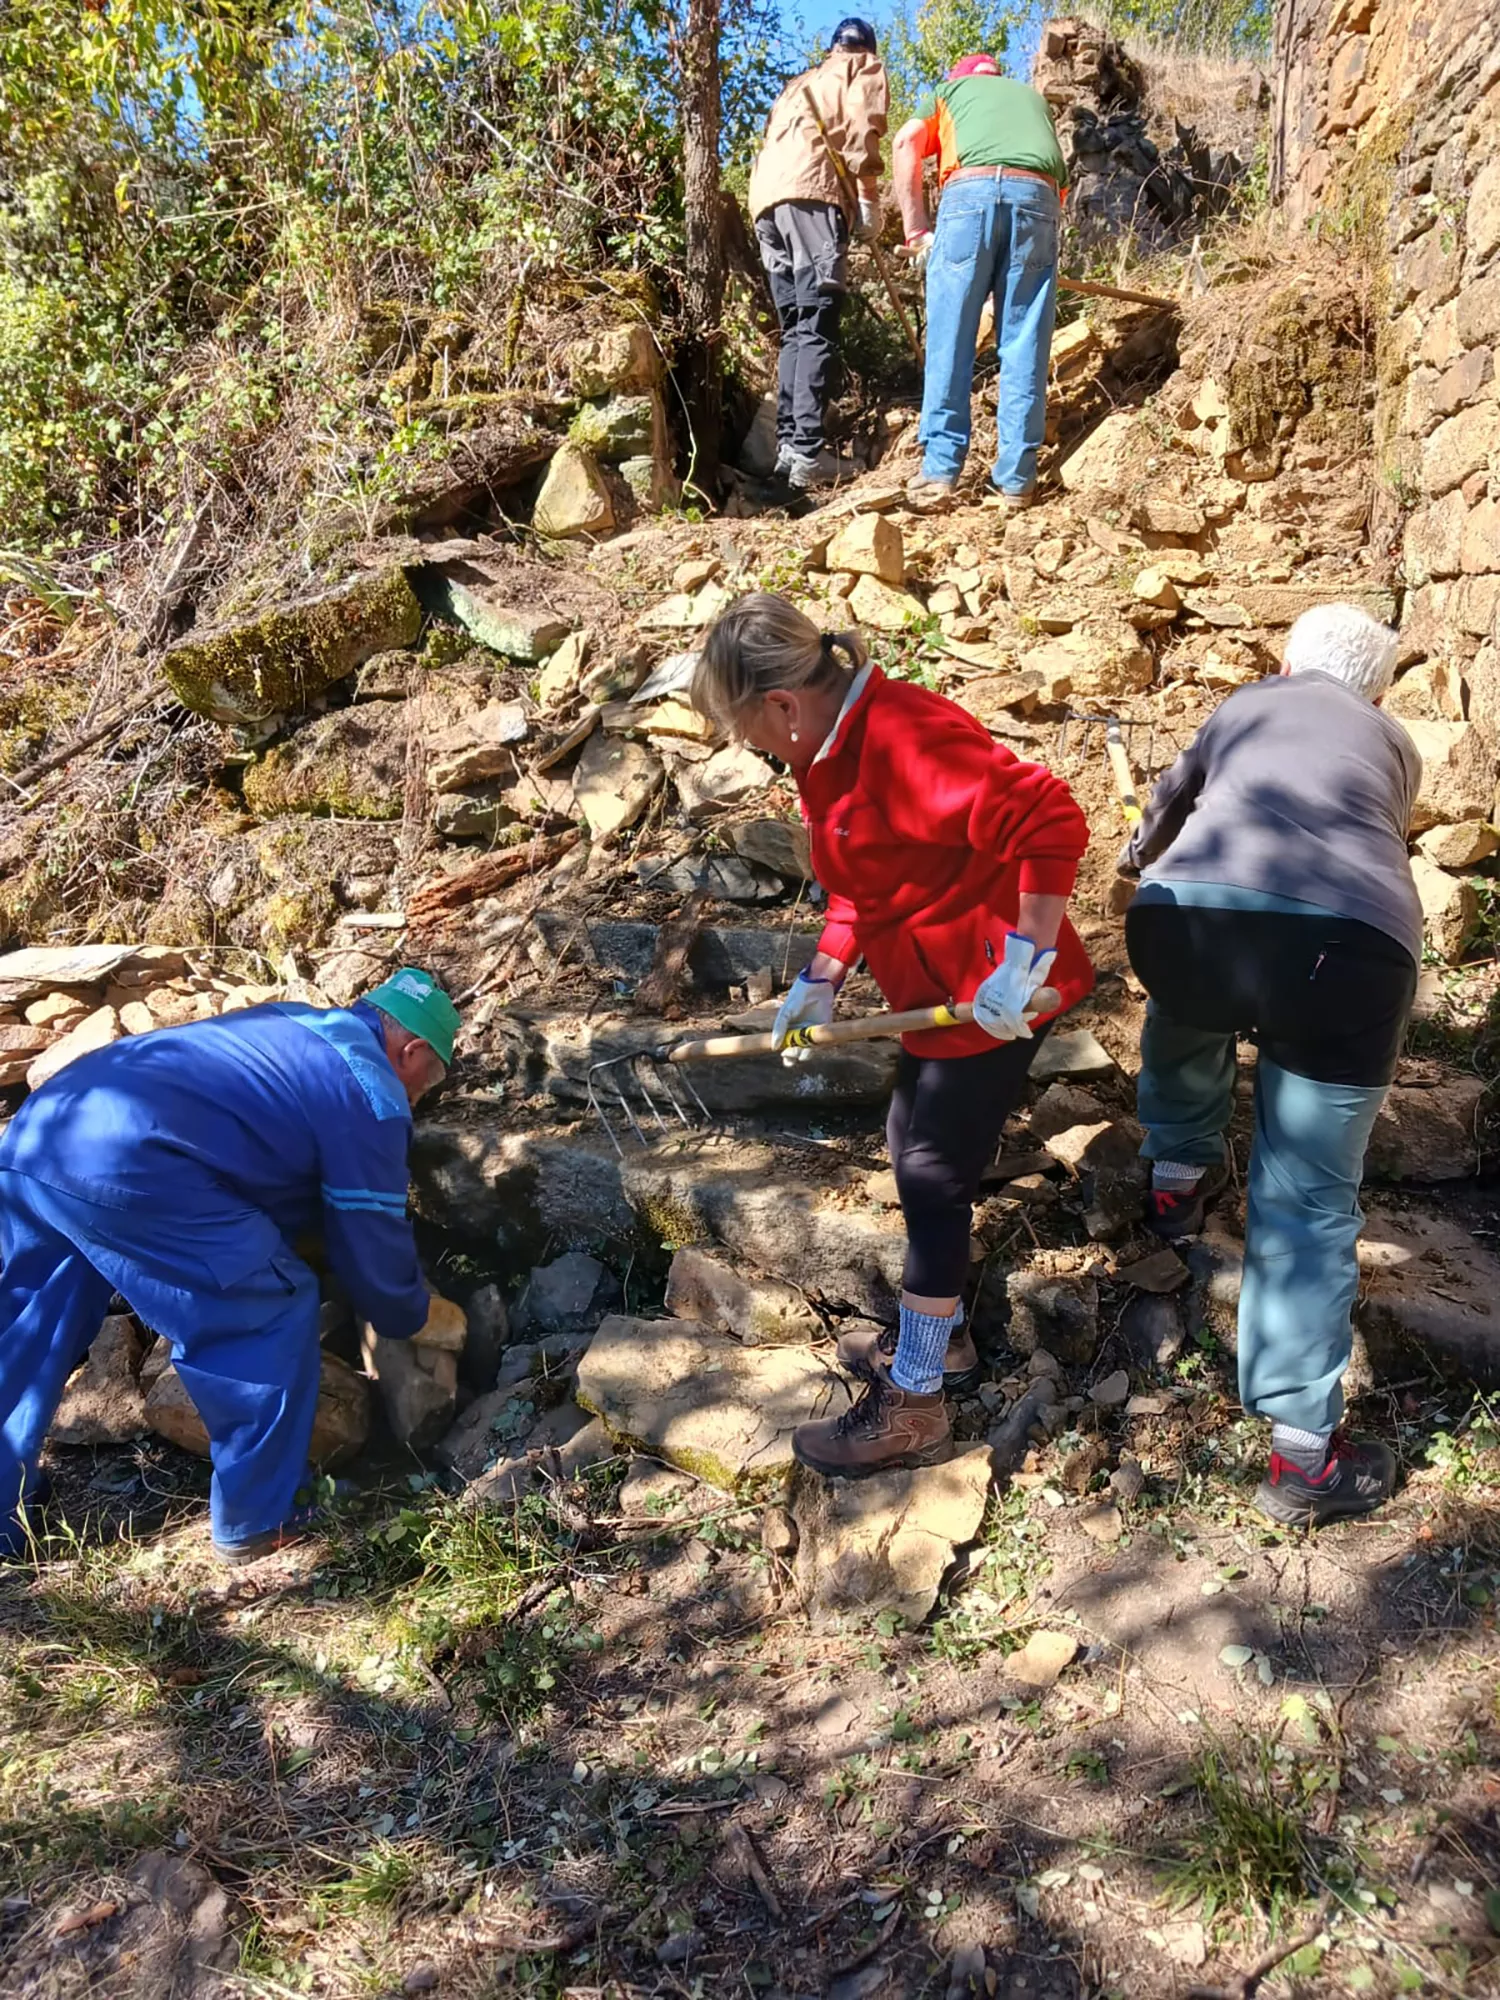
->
[1125,904,1416,1087]
[755,199,847,457]
[887,1031,1046,1298]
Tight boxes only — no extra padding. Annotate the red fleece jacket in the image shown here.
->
[799,666,1094,1056]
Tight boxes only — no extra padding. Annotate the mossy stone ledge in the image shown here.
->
[163,566,422,724]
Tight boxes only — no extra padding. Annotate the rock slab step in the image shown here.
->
[576,1315,844,1492]
[664,1246,821,1345]
[1358,1200,1500,1386]
[792,1446,991,1629]
[621,1136,909,1316]
[413,562,570,658]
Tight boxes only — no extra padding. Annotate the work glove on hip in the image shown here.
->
[971,934,1057,1043]
[904,229,934,275]
[857,195,882,242]
[772,970,837,1065]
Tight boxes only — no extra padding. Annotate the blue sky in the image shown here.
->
[796,0,1041,79]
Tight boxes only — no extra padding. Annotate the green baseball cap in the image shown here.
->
[366,967,460,1065]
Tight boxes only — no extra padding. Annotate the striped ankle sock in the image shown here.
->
[890,1305,956,1397]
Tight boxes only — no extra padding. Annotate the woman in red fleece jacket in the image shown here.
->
[694,593,1092,1478]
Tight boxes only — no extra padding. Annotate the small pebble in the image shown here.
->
[1091,1368,1130,1407]
[761,1505,798,1556]
[1110,1456,1146,1505]
[403,1964,440,1995]
[1079,1502,1124,1543]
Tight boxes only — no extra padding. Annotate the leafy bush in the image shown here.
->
[0,0,788,559]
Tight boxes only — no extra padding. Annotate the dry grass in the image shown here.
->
[3,1380,1499,1999]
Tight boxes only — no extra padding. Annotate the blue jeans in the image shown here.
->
[1137,1012,1386,1434]
[918,175,1059,493]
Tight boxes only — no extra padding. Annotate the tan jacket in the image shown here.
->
[748,50,889,223]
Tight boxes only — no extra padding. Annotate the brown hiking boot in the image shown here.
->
[836,1321,983,1397]
[793,1363,953,1479]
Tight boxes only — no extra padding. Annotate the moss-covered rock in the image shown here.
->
[568,392,661,461]
[575,1315,841,1497]
[164,566,422,724]
[412,564,571,659]
[563,324,662,397]
[241,706,408,820]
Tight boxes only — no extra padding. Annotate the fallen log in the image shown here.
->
[406,829,580,926]
[635,890,708,1019]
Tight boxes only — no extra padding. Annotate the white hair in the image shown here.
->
[1283,603,1399,701]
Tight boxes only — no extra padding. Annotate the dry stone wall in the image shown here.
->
[1275,0,1500,747]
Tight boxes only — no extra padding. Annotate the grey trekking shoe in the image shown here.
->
[1254,1433,1397,1528]
[1145,1162,1230,1241]
[906,474,957,512]
[786,448,843,492]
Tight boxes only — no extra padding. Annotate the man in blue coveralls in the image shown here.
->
[0,966,460,1564]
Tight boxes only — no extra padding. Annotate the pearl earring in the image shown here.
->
[790,730,799,744]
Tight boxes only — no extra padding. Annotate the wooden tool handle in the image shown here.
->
[800,86,922,364]
[1104,720,1143,828]
[1105,736,1142,826]
[668,988,1063,1064]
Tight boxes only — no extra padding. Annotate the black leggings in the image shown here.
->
[887,1031,1046,1297]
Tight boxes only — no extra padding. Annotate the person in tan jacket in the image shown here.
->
[747,19,888,492]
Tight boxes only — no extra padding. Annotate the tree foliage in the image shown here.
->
[881,0,1030,130]
[0,0,785,556]
[1089,0,1272,54]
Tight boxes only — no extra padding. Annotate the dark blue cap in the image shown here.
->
[830,16,877,53]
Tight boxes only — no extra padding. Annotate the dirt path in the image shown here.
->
[3,1361,1497,1999]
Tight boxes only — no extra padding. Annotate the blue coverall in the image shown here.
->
[0,1000,430,1554]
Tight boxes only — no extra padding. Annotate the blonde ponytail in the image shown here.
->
[692,592,866,734]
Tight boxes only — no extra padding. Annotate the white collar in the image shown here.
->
[811,661,874,766]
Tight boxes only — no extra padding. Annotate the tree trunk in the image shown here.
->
[678,0,724,488]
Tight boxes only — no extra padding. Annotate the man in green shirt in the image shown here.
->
[892,54,1068,509]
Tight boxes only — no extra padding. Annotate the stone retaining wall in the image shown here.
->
[1275,0,1500,734]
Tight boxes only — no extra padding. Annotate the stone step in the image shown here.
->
[576,1315,846,1493]
[621,1134,908,1317]
[1357,1199,1500,1387]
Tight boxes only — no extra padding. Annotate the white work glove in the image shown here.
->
[771,969,837,1065]
[971,934,1057,1043]
[857,195,881,242]
[904,229,934,275]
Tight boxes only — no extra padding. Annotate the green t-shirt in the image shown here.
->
[913,75,1069,190]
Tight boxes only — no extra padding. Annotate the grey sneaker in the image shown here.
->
[906,474,957,512]
[986,484,1037,514]
[786,448,843,492]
